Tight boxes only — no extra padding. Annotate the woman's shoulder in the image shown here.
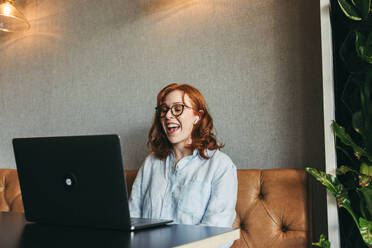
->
[204,149,236,170]
[141,153,166,170]
[202,150,236,184]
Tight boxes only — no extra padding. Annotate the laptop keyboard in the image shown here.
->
[130,218,153,225]
[130,218,169,226]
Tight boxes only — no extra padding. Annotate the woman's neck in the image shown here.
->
[172,143,193,167]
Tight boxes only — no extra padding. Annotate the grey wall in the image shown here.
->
[1,0,324,170]
[0,0,327,239]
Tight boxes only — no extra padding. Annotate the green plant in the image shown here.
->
[306,166,372,246]
[306,0,372,247]
[312,234,331,248]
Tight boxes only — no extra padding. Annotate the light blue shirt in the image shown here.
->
[129,149,238,228]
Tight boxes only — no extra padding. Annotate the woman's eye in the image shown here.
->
[173,105,183,113]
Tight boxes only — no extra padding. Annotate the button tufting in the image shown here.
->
[258,193,264,199]
[281,225,288,233]
[240,223,245,230]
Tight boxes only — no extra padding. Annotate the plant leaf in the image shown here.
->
[332,121,372,162]
[361,73,372,154]
[352,111,365,135]
[340,32,368,72]
[360,217,372,245]
[336,146,359,167]
[362,73,372,117]
[337,0,362,20]
[312,234,331,248]
[307,167,362,235]
[355,0,371,20]
[357,188,372,220]
[337,165,359,175]
[356,31,372,64]
[367,31,372,48]
[305,167,351,208]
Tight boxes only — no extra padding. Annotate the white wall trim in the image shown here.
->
[320,0,341,247]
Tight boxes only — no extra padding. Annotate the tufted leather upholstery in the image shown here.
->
[0,169,310,247]
[0,169,24,213]
[231,169,310,248]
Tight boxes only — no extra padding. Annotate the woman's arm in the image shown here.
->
[128,166,145,218]
[200,165,238,227]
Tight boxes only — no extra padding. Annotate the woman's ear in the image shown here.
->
[194,110,203,124]
[194,116,199,124]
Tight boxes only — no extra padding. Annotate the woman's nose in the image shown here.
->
[165,108,174,119]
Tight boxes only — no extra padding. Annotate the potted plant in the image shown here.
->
[306,0,372,247]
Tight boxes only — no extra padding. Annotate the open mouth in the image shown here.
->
[166,124,180,135]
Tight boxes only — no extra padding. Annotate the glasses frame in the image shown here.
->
[155,104,193,118]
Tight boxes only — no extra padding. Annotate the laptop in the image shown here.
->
[12,134,172,231]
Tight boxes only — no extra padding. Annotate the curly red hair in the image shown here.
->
[148,83,224,160]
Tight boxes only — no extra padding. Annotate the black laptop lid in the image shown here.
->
[13,134,131,230]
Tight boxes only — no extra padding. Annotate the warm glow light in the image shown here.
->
[0,0,30,32]
[3,4,11,16]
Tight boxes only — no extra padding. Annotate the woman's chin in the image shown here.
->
[167,136,192,147]
[167,137,181,145]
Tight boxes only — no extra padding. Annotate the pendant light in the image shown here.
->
[0,0,30,32]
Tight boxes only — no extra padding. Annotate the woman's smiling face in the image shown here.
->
[160,90,199,147]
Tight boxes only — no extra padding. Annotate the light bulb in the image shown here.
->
[0,0,30,32]
[3,4,11,16]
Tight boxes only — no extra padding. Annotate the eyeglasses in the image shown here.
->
[155,104,192,118]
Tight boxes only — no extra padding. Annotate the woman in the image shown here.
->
[129,83,237,229]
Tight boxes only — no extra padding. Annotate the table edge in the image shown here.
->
[173,228,240,248]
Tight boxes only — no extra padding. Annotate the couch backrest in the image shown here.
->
[0,169,311,248]
[231,169,311,248]
[0,169,24,213]
[125,169,311,248]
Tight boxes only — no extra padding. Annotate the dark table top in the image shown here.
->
[0,212,239,248]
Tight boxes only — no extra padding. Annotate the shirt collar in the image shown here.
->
[170,149,199,159]
[192,149,199,158]
[169,149,199,171]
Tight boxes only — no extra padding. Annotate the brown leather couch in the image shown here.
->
[0,169,311,247]
[0,169,24,213]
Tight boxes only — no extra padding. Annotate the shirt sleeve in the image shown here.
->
[128,165,145,218]
[200,164,238,228]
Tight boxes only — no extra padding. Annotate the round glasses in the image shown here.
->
[155,104,192,118]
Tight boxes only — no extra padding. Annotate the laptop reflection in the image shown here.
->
[19,223,130,248]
